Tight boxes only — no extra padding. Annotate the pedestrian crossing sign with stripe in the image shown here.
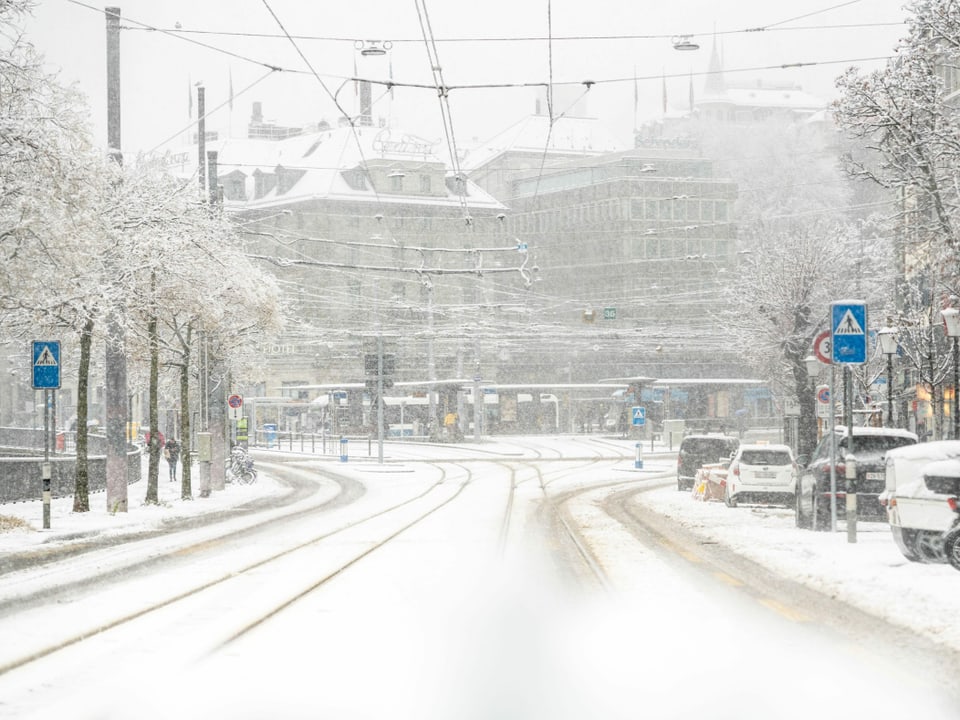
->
[831,301,867,365]
[632,406,646,426]
[32,340,61,389]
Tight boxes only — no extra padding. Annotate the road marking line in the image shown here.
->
[757,597,810,623]
[712,571,744,587]
[659,537,701,563]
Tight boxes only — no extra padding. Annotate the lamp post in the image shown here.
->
[877,325,898,429]
[942,308,960,440]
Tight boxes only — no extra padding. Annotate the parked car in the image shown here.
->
[724,443,797,508]
[795,426,918,531]
[677,434,740,491]
[881,441,960,562]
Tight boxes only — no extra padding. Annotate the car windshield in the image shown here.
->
[740,450,791,466]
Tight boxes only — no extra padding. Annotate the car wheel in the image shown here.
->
[795,487,811,529]
[893,528,921,562]
[724,483,738,508]
[913,530,946,563]
[944,527,960,572]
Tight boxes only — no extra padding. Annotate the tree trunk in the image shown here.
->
[179,326,193,500]
[145,312,160,504]
[73,317,94,512]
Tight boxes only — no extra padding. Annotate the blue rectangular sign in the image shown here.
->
[631,406,646,426]
[831,302,867,365]
[32,340,61,389]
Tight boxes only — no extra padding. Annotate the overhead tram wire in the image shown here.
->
[145,69,278,156]
[259,0,406,248]
[66,0,288,74]
[352,54,896,94]
[64,5,898,104]
[759,0,864,30]
[529,0,557,210]
[128,20,904,45]
[413,0,470,224]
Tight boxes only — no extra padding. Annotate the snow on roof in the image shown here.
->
[461,114,628,171]
[886,440,960,461]
[832,425,919,440]
[161,125,505,211]
[699,85,826,112]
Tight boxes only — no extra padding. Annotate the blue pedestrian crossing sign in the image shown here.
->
[831,301,867,365]
[32,340,61,389]
[632,406,646,426]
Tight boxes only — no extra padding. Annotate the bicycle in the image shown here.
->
[225,446,257,485]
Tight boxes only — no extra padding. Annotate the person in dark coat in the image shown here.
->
[164,437,181,482]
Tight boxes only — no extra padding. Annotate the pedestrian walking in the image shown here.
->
[164,437,181,482]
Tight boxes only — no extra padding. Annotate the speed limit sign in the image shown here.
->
[813,330,832,365]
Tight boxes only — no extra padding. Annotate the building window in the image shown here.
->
[420,174,431,193]
[391,174,403,192]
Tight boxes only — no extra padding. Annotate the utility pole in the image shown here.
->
[197,84,206,196]
[104,6,128,512]
[206,149,227,490]
[377,334,384,464]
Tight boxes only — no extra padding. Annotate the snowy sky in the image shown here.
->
[24,0,910,157]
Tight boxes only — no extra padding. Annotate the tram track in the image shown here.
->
[0,458,471,678]
[0,439,666,711]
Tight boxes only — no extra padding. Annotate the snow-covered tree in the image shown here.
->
[0,2,283,509]
[114,162,283,503]
[680,115,895,456]
[0,1,131,510]
[834,0,960,437]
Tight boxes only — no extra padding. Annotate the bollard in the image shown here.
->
[42,461,51,529]
[635,442,644,470]
[340,437,349,463]
[846,454,857,543]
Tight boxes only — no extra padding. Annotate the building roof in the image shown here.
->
[160,123,505,211]
[699,85,827,112]
[461,114,628,171]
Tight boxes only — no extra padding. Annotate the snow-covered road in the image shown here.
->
[0,435,957,719]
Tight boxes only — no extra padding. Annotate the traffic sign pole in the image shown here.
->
[42,389,51,529]
[31,342,60,528]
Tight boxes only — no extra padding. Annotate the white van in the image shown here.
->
[882,440,960,562]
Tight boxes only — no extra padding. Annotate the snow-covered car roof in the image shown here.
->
[832,426,918,441]
[736,443,792,453]
[885,439,960,462]
[922,459,960,479]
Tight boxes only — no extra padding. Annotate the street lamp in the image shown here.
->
[671,35,700,51]
[877,325,898,428]
[943,308,960,440]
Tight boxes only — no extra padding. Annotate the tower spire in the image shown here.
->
[704,29,725,97]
